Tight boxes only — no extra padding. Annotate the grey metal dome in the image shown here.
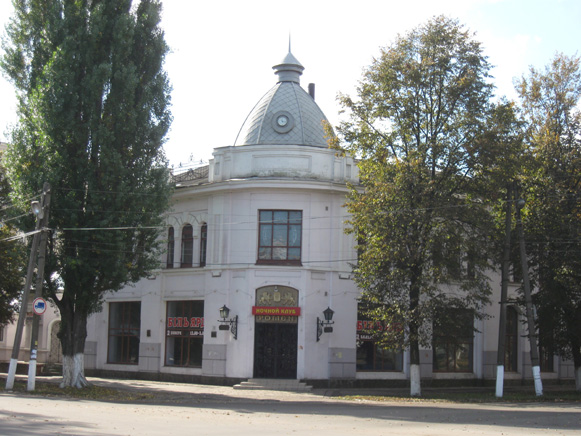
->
[234,52,332,148]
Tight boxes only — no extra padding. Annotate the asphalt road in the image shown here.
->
[0,377,580,436]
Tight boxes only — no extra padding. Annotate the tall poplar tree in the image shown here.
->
[1,0,172,387]
[338,16,496,396]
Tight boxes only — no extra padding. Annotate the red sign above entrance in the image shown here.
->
[252,306,301,316]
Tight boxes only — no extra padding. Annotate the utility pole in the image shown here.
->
[495,183,512,398]
[515,192,543,396]
[27,182,51,391]
[5,182,50,390]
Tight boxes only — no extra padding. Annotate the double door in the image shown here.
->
[253,322,297,379]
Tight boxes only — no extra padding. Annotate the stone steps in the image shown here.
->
[233,378,313,392]
[43,363,62,376]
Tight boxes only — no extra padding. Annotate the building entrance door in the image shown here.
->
[253,322,297,379]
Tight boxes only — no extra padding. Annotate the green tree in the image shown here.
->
[515,53,581,390]
[0,155,25,325]
[338,16,497,396]
[1,0,172,387]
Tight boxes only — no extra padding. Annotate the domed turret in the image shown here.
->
[234,51,332,148]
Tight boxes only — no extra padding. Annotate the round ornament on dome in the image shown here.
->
[272,111,294,134]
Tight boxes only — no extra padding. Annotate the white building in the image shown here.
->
[85,51,361,383]
[3,51,573,387]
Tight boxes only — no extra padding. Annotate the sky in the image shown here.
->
[0,0,579,171]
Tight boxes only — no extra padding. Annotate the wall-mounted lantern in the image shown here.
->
[218,305,238,340]
[316,307,334,342]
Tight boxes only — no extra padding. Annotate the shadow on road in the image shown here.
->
[0,409,98,436]
[2,376,580,433]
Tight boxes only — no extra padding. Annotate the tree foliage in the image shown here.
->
[1,0,172,387]
[0,155,26,325]
[515,53,581,387]
[338,16,499,395]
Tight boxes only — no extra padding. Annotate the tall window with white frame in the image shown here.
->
[107,301,141,364]
[181,224,193,268]
[166,226,175,269]
[257,210,302,265]
[199,223,207,267]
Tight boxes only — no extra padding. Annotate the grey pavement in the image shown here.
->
[0,375,580,436]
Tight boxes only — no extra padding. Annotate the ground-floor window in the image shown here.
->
[356,319,403,371]
[539,329,554,372]
[165,300,204,367]
[107,301,141,364]
[356,340,404,371]
[432,309,474,372]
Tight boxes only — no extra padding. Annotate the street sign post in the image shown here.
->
[32,297,47,316]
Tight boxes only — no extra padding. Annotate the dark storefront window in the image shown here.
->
[257,210,302,265]
[356,319,403,372]
[433,309,474,372]
[165,300,204,367]
[108,302,141,364]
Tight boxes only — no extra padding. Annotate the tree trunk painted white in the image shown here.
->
[495,365,504,398]
[5,358,19,390]
[532,365,543,396]
[575,366,581,391]
[60,353,90,389]
[410,364,421,397]
[27,356,37,391]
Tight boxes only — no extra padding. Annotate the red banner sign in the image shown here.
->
[357,320,402,332]
[167,317,204,329]
[252,306,301,316]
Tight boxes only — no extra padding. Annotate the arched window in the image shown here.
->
[166,227,175,269]
[181,224,193,268]
[199,223,207,267]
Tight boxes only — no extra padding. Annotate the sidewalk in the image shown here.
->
[3,372,576,401]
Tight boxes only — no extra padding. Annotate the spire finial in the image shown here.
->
[273,35,304,83]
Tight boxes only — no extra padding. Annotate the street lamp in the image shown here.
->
[217,305,238,340]
[31,200,43,218]
[316,307,334,341]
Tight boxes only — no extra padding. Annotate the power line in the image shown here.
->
[0,228,42,242]
[55,187,171,198]
[62,226,164,231]
[0,212,32,224]
[0,193,42,212]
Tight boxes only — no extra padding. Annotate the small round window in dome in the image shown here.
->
[272,111,294,134]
